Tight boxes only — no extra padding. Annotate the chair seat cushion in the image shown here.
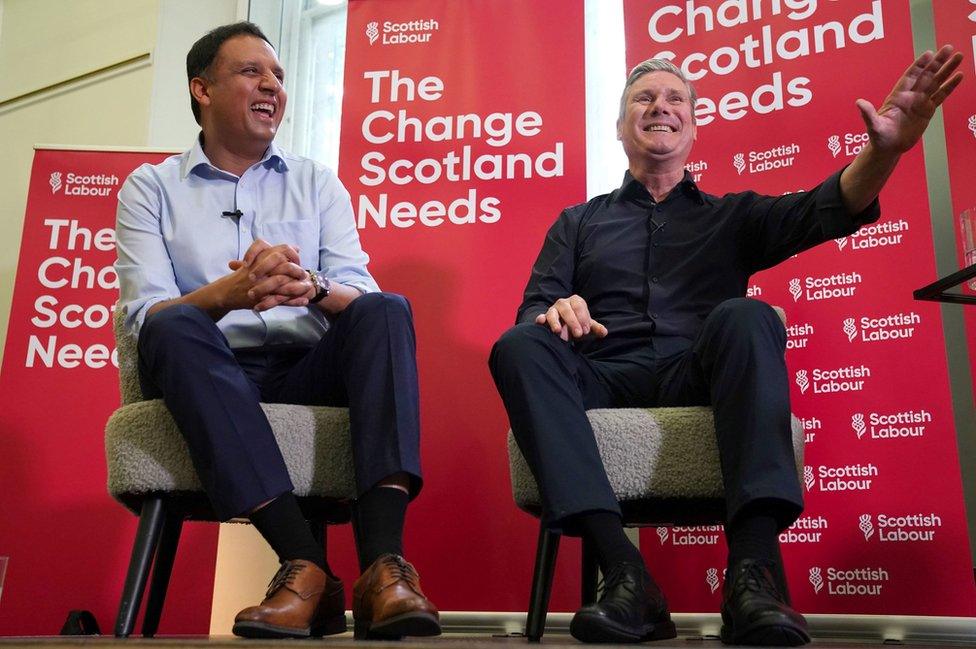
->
[509,406,803,511]
[106,399,356,506]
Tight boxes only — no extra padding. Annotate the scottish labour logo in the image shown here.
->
[859,514,874,540]
[732,153,746,175]
[809,567,823,594]
[795,370,809,395]
[827,135,841,158]
[49,172,63,194]
[366,21,379,45]
[851,413,866,439]
[705,568,721,594]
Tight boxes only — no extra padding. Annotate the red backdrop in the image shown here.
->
[624,0,976,615]
[333,0,589,612]
[933,0,976,412]
[0,148,218,634]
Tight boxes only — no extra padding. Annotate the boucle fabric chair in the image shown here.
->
[105,310,356,637]
[509,405,804,641]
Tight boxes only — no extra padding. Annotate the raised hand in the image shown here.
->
[856,45,963,155]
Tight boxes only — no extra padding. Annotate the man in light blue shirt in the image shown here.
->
[115,21,439,641]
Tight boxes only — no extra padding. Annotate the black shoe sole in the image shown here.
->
[570,611,677,644]
[354,611,442,640]
[720,621,810,646]
[232,613,346,639]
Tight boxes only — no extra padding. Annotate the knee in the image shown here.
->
[140,304,214,344]
[701,298,785,353]
[489,323,554,374]
[348,291,412,320]
[708,298,783,334]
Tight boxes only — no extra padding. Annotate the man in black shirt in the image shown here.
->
[490,48,962,645]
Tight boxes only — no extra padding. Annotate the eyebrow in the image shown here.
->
[236,59,285,75]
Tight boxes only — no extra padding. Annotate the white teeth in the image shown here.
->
[251,103,275,115]
[645,125,674,132]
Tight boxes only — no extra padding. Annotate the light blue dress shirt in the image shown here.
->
[115,137,379,348]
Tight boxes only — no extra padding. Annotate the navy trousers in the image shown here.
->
[137,292,422,521]
[489,298,802,530]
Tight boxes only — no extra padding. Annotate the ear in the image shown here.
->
[189,76,212,110]
[616,118,622,141]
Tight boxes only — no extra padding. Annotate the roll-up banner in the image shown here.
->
[337,0,588,610]
[0,148,217,634]
[933,2,976,406]
[624,0,976,615]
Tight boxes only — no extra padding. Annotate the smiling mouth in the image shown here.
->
[251,102,276,118]
[643,124,676,133]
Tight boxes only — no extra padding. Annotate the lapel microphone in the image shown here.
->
[222,209,243,219]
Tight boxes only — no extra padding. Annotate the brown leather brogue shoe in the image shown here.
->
[352,553,441,640]
[233,559,345,638]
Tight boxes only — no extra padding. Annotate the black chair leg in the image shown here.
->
[526,523,560,642]
[581,536,599,606]
[141,509,183,637]
[115,497,166,638]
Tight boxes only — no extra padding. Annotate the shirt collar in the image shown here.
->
[616,169,704,205]
[181,133,289,179]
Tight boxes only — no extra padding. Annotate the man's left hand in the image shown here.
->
[857,44,963,155]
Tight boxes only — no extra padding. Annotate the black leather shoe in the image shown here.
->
[721,559,810,646]
[570,563,677,643]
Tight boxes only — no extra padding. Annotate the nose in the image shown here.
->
[259,72,282,93]
[647,96,669,115]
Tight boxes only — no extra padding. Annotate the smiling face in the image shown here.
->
[617,71,697,170]
[191,34,287,157]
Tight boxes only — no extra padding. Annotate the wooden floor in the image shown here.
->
[0,634,972,649]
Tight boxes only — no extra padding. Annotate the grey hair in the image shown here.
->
[618,58,697,122]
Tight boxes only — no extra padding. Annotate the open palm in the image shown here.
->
[857,45,963,154]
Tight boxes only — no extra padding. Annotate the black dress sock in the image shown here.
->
[726,506,788,598]
[575,511,646,576]
[249,492,328,574]
[354,486,409,572]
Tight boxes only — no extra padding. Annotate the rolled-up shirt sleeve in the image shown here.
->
[317,169,379,294]
[115,166,181,337]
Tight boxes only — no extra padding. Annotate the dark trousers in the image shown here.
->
[489,298,802,530]
[137,292,422,521]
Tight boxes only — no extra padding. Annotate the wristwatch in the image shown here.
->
[307,269,331,304]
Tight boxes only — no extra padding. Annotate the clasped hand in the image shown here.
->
[535,294,609,341]
[221,238,314,312]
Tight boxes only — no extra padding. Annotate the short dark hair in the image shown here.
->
[186,21,273,125]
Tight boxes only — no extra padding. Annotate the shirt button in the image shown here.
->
[652,276,659,283]
[652,242,660,247]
